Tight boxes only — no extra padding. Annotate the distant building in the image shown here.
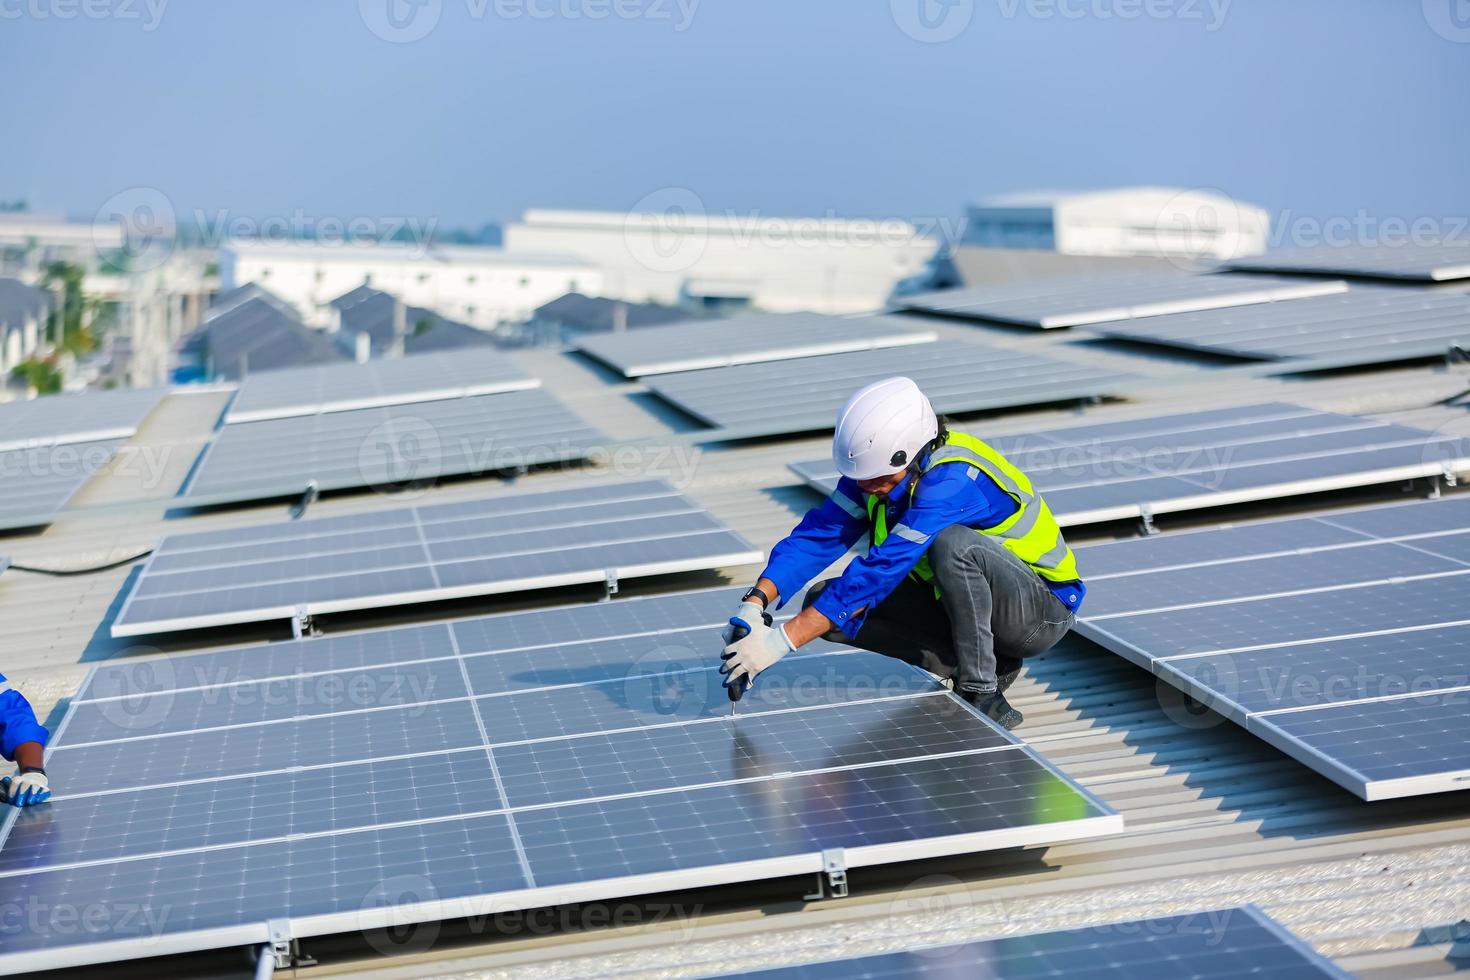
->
[328,287,496,358]
[963,188,1269,262]
[221,242,599,330]
[0,278,51,380]
[503,209,939,315]
[180,284,345,381]
[523,291,692,344]
[0,212,123,277]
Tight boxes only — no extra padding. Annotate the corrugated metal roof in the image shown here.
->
[4,318,1470,977]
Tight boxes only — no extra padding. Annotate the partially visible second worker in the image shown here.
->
[721,377,1085,730]
[0,671,51,807]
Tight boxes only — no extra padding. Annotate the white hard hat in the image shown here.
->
[832,377,938,481]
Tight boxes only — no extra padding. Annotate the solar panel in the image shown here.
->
[1075,494,1470,800]
[896,273,1348,329]
[225,348,539,423]
[8,587,1120,973]
[1093,286,1470,368]
[711,905,1348,979]
[787,402,1470,526]
[573,313,937,378]
[0,439,118,530]
[0,387,163,452]
[646,340,1135,439]
[184,388,607,504]
[113,479,763,636]
[1227,241,1470,283]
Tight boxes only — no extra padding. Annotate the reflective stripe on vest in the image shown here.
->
[866,430,1079,586]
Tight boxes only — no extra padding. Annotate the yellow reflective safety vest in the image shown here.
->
[866,430,1079,588]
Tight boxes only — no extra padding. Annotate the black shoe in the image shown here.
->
[996,658,1022,695]
[962,690,1023,730]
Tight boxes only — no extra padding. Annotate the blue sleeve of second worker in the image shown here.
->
[813,463,1017,638]
[759,480,868,608]
[0,685,49,762]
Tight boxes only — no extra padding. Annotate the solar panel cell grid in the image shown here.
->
[647,340,1134,438]
[14,588,1119,972]
[186,388,608,503]
[1076,496,1470,798]
[112,480,763,636]
[1094,286,1470,368]
[0,387,163,452]
[788,403,1470,527]
[225,348,539,423]
[1227,242,1470,282]
[897,273,1347,328]
[0,438,120,530]
[574,312,937,377]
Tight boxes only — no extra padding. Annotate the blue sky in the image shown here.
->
[1,0,1466,233]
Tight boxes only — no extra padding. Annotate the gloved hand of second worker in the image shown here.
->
[721,619,796,692]
[1,768,50,807]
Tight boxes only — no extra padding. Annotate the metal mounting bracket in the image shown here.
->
[1443,464,1459,489]
[1138,504,1157,536]
[267,919,292,969]
[804,848,849,901]
[600,569,620,602]
[291,605,314,639]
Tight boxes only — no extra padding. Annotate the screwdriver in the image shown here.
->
[724,610,772,717]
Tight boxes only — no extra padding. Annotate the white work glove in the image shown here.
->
[721,619,796,693]
[721,600,766,644]
[1,768,50,807]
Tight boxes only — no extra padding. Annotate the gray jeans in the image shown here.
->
[804,524,1076,695]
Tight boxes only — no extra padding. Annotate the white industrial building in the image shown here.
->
[504,208,940,315]
[221,241,601,330]
[964,187,1270,262]
[0,212,124,278]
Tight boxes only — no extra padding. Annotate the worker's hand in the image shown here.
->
[721,620,796,693]
[721,600,767,644]
[1,768,50,807]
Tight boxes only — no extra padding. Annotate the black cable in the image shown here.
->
[7,548,155,576]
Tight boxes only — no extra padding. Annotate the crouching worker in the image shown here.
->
[721,377,1085,730]
[0,671,51,806]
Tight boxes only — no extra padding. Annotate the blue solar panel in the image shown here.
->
[1076,496,1470,799]
[6,588,1119,972]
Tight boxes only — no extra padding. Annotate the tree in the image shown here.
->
[10,358,63,395]
[39,261,99,356]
